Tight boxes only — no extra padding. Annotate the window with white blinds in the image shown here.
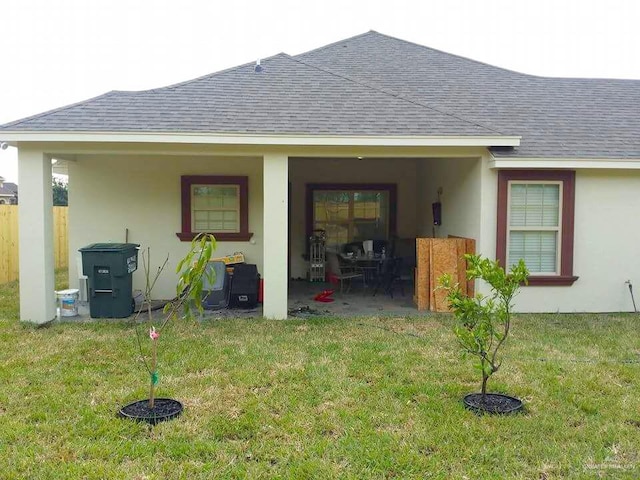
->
[507,182,562,274]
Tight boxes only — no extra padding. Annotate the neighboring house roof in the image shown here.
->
[1,31,638,159]
[0,181,18,196]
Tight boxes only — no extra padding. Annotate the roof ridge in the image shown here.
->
[290,53,505,135]
[143,47,502,135]
[0,91,120,130]
[368,31,640,82]
[293,31,376,58]
[369,31,533,78]
[298,30,583,81]
[0,53,291,130]
[144,53,290,92]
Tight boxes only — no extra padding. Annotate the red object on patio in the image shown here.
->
[314,289,335,302]
[258,279,264,303]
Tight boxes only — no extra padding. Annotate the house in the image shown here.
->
[1,31,639,324]
[0,177,18,204]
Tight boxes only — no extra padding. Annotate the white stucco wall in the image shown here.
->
[68,154,264,299]
[415,157,483,242]
[68,149,640,313]
[416,160,431,237]
[480,168,640,313]
[477,155,499,259]
[67,152,484,297]
[288,157,421,279]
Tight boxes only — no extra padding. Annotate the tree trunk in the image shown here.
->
[149,338,157,409]
[481,371,489,404]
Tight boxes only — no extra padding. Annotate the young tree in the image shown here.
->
[440,254,529,403]
[137,233,216,409]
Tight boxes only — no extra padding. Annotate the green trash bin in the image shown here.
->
[79,243,140,318]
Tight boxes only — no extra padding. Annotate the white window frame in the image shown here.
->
[506,180,563,276]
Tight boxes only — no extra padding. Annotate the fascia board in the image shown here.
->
[0,131,521,147]
[489,157,640,170]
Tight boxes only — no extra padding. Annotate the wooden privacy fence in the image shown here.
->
[0,205,68,284]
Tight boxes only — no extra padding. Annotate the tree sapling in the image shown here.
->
[440,254,528,410]
[120,233,216,423]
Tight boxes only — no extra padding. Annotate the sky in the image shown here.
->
[1,0,639,184]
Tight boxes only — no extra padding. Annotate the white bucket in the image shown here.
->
[133,290,144,308]
[56,289,80,317]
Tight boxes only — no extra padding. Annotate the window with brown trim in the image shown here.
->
[177,175,253,242]
[497,170,578,286]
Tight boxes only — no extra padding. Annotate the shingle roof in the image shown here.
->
[296,32,640,159]
[0,181,18,196]
[0,53,498,137]
[1,31,638,159]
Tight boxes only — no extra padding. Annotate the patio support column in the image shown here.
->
[262,153,288,319]
[18,146,56,324]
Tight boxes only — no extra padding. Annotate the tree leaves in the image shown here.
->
[440,254,529,395]
[174,233,217,321]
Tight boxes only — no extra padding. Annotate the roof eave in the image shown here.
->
[0,131,521,148]
[489,155,640,169]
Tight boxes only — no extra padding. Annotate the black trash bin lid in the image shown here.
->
[79,243,140,252]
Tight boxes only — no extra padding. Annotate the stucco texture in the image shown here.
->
[68,154,264,299]
[488,169,640,313]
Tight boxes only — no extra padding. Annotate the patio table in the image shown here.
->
[340,253,384,286]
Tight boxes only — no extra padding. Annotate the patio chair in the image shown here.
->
[326,252,364,293]
[373,257,408,298]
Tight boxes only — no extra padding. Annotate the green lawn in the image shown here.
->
[0,273,639,479]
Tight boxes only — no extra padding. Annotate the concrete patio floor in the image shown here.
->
[58,279,428,323]
[286,280,427,318]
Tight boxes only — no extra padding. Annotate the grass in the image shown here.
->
[0,272,639,478]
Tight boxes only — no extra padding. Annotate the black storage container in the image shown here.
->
[79,243,139,318]
[229,263,260,309]
[201,261,230,310]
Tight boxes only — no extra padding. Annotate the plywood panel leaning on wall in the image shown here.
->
[413,238,430,310]
[414,237,476,312]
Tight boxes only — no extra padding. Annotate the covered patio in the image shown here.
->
[9,142,506,324]
[287,279,418,317]
[61,277,421,322]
